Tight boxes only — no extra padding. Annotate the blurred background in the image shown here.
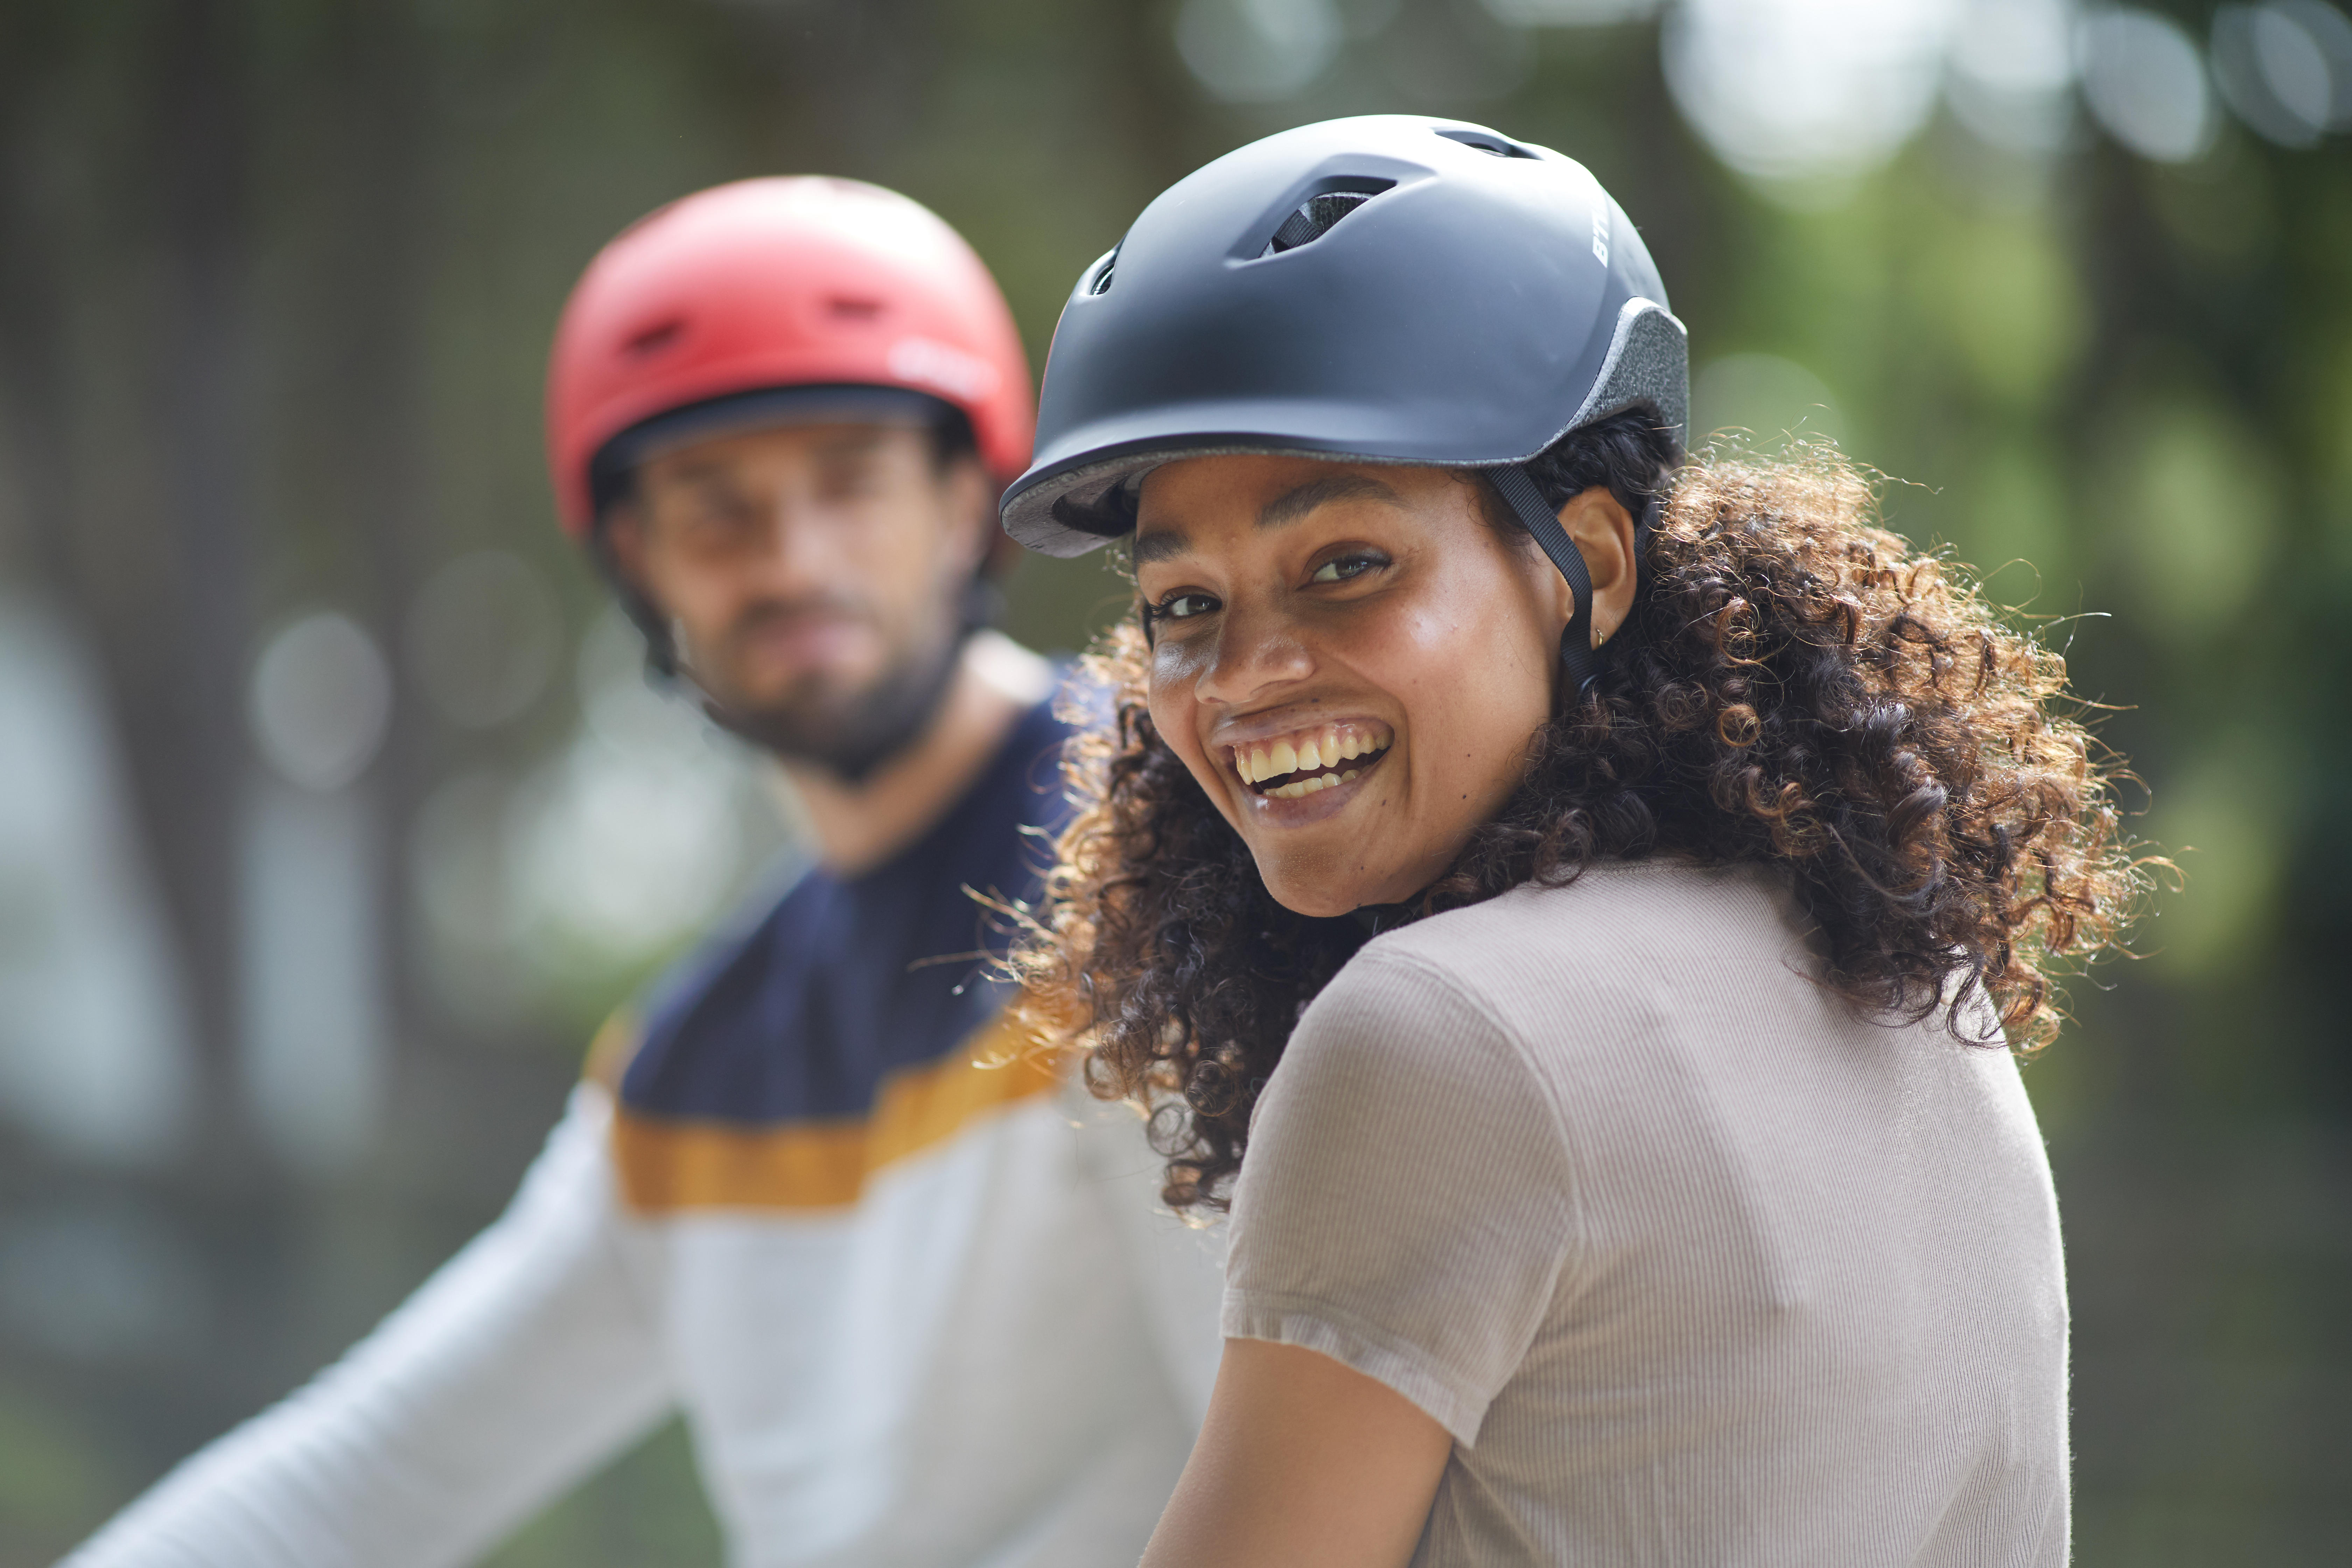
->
[0,0,2345,1560]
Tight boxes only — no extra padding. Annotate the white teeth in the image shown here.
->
[1269,771,1345,800]
[1237,726,1392,794]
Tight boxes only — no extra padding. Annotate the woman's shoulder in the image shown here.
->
[1297,862,1751,1066]
[1284,916,1561,1108]
[1368,857,1801,994]
[1272,915,1575,1170]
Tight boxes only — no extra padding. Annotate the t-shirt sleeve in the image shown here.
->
[1221,950,1577,1447]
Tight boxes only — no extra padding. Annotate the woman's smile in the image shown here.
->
[1226,719,1394,798]
[1212,716,1396,834]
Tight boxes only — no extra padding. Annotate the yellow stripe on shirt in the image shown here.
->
[611,1014,1066,1213]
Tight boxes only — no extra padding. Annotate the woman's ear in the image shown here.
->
[1556,486,1638,649]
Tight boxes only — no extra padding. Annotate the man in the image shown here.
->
[69,177,1222,1568]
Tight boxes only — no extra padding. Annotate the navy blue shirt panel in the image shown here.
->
[619,696,1074,1126]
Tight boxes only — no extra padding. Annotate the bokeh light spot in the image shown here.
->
[2097,394,2280,637]
[1690,352,1849,452]
[1478,0,1655,23]
[2077,7,2219,163]
[246,611,392,792]
[1175,0,1343,101]
[1662,0,1958,191]
[2146,735,2290,979]
[1924,214,2086,407]
[1945,0,2081,156]
[404,551,560,731]
[2212,2,2352,147]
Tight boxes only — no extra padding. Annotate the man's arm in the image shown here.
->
[1139,1338,1454,1568]
[65,1084,675,1568]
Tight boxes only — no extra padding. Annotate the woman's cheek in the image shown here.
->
[1358,602,1519,828]
[1145,636,1227,805]
[1147,622,1213,684]
[1343,605,1450,734]
[1146,635,1204,731]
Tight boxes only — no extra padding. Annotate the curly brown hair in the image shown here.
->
[1007,418,2154,1213]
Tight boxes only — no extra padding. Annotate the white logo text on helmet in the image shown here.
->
[888,336,1002,403]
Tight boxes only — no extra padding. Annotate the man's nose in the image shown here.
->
[742,492,840,592]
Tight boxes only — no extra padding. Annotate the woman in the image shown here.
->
[1000,117,2145,1567]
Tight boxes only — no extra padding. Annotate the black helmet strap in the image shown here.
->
[1487,464,1601,698]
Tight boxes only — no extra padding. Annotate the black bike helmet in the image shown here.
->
[1000,114,1686,692]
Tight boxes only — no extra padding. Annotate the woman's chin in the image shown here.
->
[1262,883,1360,920]
[1255,861,1407,922]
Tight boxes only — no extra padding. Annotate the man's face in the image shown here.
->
[605,420,992,769]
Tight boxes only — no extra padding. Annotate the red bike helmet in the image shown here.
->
[546,176,1035,536]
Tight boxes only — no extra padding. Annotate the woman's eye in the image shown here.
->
[1153,592,1219,622]
[1308,552,1385,585]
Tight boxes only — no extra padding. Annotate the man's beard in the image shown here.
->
[686,600,969,784]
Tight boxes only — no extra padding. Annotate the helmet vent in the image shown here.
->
[1259,182,1392,258]
[623,317,685,357]
[1435,127,1537,160]
[1087,245,1120,296]
[827,296,884,320]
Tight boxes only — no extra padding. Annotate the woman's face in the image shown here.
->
[1134,455,1572,918]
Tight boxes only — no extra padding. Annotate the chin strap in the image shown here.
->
[1487,464,1601,699]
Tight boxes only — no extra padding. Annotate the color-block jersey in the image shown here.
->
[609,692,1077,1214]
[65,696,1225,1568]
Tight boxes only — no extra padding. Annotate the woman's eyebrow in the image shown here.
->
[1135,472,1399,566]
[1258,471,1401,529]
[1133,528,1191,567]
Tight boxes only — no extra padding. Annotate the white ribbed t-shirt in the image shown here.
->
[1223,859,2068,1567]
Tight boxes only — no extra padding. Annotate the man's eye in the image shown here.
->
[1153,592,1219,622]
[1308,552,1384,585]
[681,502,756,539]
[820,466,887,495]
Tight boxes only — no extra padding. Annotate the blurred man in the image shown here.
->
[68,178,1221,1568]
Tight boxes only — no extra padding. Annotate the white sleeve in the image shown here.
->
[64,1084,676,1568]
[1065,1084,1229,1429]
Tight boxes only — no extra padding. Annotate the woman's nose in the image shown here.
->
[1193,598,1313,707]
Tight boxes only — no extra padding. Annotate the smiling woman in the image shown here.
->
[1023,399,2137,1191]
[1000,116,2151,1568]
